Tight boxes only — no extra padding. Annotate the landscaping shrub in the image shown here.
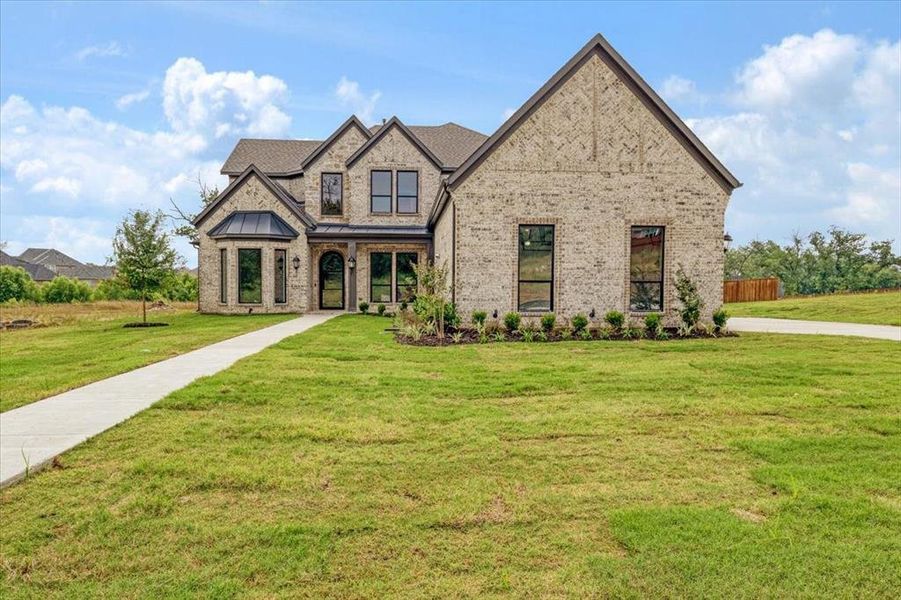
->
[412,295,460,329]
[92,278,138,301]
[675,267,703,330]
[571,313,589,333]
[578,327,593,340]
[713,308,729,332]
[644,312,662,335]
[0,266,38,303]
[359,301,369,314]
[40,276,92,303]
[471,310,488,327]
[400,300,408,311]
[604,310,625,331]
[377,303,386,316]
[503,311,521,332]
[540,313,556,333]
[161,272,198,302]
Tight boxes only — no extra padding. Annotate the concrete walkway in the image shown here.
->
[730,317,901,341]
[0,313,335,487]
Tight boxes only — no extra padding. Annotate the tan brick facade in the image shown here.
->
[199,40,734,319]
[449,54,729,325]
[197,174,310,314]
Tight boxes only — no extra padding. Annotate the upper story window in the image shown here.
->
[321,173,343,216]
[396,171,418,214]
[371,171,392,213]
[629,226,664,311]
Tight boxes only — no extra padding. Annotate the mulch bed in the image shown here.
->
[123,322,169,328]
[396,327,736,346]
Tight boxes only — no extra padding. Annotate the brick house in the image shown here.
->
[194,34,740,324]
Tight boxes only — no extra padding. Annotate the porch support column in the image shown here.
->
[347,241,357,312]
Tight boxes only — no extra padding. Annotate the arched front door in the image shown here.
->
[319,251,345,309]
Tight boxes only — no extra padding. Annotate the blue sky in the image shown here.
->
[1,1,899,265]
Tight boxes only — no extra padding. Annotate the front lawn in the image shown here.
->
[0,302,295,412]
[1,316,899,597]
[728,289,901,326]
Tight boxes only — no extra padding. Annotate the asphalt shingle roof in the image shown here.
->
[221,122,487,175]
[221,139,322,175]
[0,251,57,281]
[16,248,113,281]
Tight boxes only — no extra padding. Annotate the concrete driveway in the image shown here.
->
[729,317,901,341]
[0,313,336,487]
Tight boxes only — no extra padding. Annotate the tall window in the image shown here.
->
[397,171,418,214]
[321,173,343,215]
[219,248,227,303]
[629,226,664,311]
[371,170,392,213]
[238,248,262,304]
[518,225,554,311]
[395,252,418,302]
[274,249,287,304]
[370,252,392,302]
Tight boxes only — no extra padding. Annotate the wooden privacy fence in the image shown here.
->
[723,277,781,303]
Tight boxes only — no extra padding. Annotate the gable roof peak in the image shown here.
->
[300,114,373,170]
[444,32,741,194]
[345,115,445,170]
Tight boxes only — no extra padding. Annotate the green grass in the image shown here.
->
[0,307,295,412]
[728,289,901,326]
[2,315,900,597]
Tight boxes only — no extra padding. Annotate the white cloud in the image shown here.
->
[660,75,706,104]
[501,107,516,121]
[75,41,127,62]
[116,89,150,110]
[163,57,291,138]
[685,29,901,248]
[0,56,294,264]
[334,76,382,125]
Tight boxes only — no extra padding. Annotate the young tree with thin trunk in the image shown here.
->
[112,210,180,324]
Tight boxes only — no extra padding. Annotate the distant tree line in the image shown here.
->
[725,227,901,296]
[0,209,195,306]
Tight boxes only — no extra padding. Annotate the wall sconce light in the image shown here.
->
[723,233,733,254]
[348,256,356,269]
[292,256,300,271]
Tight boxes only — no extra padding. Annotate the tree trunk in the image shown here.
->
[142,290,147,324]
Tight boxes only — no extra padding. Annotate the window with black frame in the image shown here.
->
[395,252,417,302]
[219,248,227,303]
[370,252,392,302]
[371,170,391,213]
[396,171,418,213]
[629,226,664,311]
[518,225,554,311]
[274,249,287,304]
[321,173,343,215]
[237,248,262,304]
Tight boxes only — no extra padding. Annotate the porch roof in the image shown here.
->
[208,211,300,240]
[307,224,432,243]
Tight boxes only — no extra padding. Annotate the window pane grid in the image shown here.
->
[370,252,392,303]
[518,225,554,312]
[371,171,392,213]
[629,226,664,311]
[321,173,343,216]
[237,248,262,304]
[396,171,418,213]
[274,249,287,304]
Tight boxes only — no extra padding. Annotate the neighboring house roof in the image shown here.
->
[18,248,82,268]
[300,115,373,170]
[0,250,57,281]
[221,139,322,176]
[194,164,317,229]
[208,211,300,240]
[430,33,742,227]
[13,248,113,281]
[345,116,445,170]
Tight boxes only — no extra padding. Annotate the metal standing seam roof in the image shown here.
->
[306,224,431,239]
[208,211,300,240]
